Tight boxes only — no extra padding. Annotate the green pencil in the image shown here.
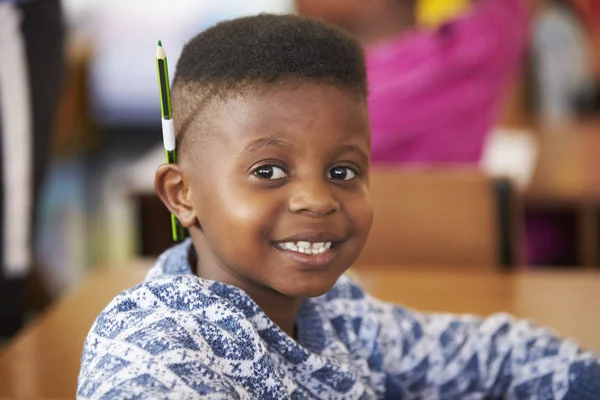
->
[156,40,185,242]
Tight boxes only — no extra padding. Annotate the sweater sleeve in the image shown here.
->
[365,295,600,398]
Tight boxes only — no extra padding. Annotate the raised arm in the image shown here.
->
[367,0,530,153]
[368,0,529,87]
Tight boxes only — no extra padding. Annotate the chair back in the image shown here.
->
[356,167,521,269]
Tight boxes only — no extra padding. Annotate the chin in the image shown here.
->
[278,274,340,298]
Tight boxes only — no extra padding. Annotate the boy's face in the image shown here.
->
[184,83,372,298]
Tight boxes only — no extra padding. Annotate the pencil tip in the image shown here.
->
[158,40,162,47]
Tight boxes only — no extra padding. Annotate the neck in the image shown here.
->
[190,235,302,338]
[242,286,303,338]
[349,0,417,47]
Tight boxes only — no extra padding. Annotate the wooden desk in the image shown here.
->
[1,263,600,398]
[0,261,150,399]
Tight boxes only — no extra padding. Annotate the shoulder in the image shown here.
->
[78,276,260,398]
[86,274,259,350]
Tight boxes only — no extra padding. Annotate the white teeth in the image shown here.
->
[312,242,325,250]
[276,241,333,255]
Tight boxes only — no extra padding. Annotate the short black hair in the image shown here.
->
[172,13,366,156]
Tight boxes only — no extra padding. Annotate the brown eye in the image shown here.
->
[253,165,288,180]
[328,166,357,181]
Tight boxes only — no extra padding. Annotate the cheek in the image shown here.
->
[345,189,373,240]
[202,183,281,244]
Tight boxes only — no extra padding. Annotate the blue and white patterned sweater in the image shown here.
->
[78,240,600,399]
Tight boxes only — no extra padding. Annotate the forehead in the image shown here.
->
[204,83,370,150]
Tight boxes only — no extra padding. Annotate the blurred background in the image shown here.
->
[1,0,600,340]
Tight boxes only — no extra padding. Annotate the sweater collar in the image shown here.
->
[146,240,364,395]
[147,239,330,353]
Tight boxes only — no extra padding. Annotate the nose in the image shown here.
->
[288,178,340,217]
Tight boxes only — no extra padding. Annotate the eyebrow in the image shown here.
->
[337,144,369,165]
[238,138,293,160]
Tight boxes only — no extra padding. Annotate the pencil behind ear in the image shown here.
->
[154,164,197,228]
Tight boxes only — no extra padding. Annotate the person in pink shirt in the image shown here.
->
[296,0,529,164]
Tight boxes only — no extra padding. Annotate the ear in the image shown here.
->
[154,164,197,228]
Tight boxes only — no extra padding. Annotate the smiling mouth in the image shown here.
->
[274,241,333,255]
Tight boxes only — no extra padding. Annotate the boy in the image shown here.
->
[78,14,599,399]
